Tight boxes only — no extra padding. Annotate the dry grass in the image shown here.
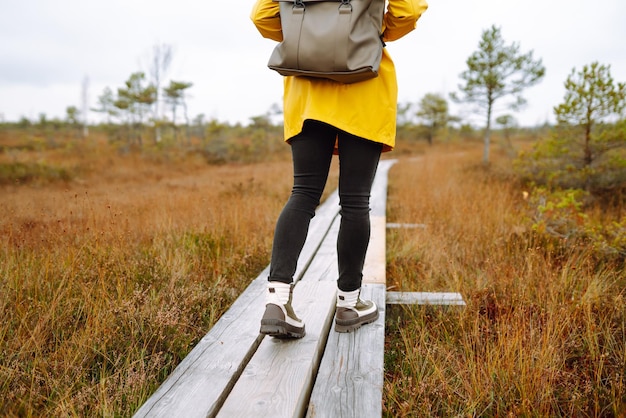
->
[0,137,339,416]
[384,147,626,417]
[1,133,624,416]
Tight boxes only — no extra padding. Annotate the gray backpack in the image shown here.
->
[268,0,386,84]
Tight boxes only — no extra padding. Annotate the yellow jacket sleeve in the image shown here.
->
[250,0,283,42]
[383,0,429,42]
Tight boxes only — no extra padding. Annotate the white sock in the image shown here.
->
[337,289,360,308]
[267,281,291,305]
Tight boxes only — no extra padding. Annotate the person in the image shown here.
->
[251,0,428,338]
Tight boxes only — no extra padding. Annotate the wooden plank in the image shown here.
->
[386,222,427,229]
[294,190,340,283]
[306,284,386,418]
[217,281,337,418]
[362,216,386,285]
[386,291,466,306]
[369,159,396,218]
[363,159,395,286]
[301,215,340,283]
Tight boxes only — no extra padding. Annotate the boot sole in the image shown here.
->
[334,309,379,333]
[260,319,306,339]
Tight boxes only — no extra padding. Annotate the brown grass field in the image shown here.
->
[0,133,624,416]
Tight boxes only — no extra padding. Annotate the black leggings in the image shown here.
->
[269,120,383,292]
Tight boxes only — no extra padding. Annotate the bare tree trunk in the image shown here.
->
[150,44,173,144]
[483,102,492,164]
[428,123,434,145]
[183,101,190,146]
[81,76,89,139]
[172,106,178,144]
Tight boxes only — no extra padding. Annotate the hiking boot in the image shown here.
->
[260,281,305,339]
[335,288,379,333]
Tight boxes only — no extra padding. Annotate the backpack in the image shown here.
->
[267,0,386,84]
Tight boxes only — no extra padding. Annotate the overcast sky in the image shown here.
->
[1,0,625,127]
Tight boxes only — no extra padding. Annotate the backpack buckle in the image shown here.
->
[339,0,352,11]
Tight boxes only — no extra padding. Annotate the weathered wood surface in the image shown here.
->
[386,291,466,306]
[307,160,396,417]
[306,284,386,418]
[386,222,427,229]
[363,159,396,285]
[134,158,398,418]
[218,281,337,417]
[134,190,340,418]
[300,215,340,284]
[294,191,340,282]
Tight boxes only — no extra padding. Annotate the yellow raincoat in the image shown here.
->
[251,0,428,152]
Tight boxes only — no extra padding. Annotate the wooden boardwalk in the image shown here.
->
[134,159,464,417]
